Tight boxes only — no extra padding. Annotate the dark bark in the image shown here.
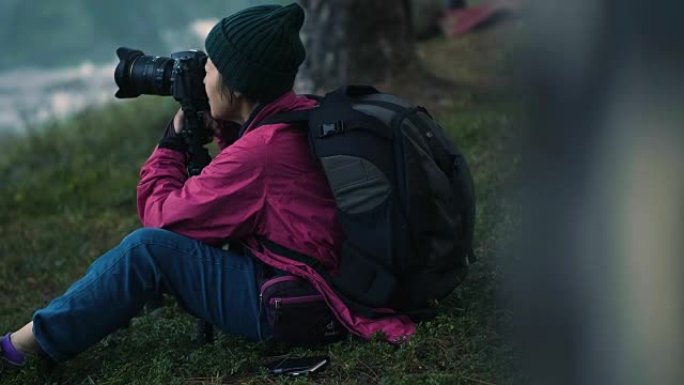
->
[298,0,417,94]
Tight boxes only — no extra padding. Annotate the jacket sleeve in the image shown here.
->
[136,135,268,245]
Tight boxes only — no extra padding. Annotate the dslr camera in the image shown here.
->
[114,47,208,109]
[114,47,212,175]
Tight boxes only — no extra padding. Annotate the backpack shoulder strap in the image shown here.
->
[255,85,379,128]
[257,109,312,127]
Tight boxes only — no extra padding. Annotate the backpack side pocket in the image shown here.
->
[260,275,347,346]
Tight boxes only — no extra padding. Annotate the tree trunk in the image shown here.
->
[297,0,417,94]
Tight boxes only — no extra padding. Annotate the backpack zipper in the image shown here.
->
[270,294,324,309]
[259,275,302,296]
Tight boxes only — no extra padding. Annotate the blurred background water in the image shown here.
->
[0,0,283,134]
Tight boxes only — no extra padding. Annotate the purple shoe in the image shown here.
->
[0,333,26,368]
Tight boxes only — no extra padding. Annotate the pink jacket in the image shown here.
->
[137,90,415,342]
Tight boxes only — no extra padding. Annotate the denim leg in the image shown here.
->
[32,228,269,361]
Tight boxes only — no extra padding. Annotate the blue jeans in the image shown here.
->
[32,228,270,361]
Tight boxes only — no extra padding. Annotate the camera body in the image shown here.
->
[168,50,210,111]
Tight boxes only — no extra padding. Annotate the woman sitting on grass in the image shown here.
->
[1,3,414,369]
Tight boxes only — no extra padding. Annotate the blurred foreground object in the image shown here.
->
[511,0,684,384]
[441,0,520,37]
[411,0,447,39]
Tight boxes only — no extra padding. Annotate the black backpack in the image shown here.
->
[258,85,476,320]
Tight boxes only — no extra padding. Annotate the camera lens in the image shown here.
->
[114,47,174,98]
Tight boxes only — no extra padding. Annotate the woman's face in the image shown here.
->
[204,58,239,122]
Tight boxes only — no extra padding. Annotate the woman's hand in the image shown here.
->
[173,108,185,134]
[203,112,241,149]
[170,108,239,149]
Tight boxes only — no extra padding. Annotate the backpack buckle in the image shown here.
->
[320,121,345,137]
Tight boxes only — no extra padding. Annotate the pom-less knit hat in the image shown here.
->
[205,3,306,102]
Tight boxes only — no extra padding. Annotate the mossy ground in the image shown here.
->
[0,22,523,385]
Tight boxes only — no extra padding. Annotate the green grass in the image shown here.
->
[0,30,521,384]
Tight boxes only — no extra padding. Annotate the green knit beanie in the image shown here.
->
[205,3,306,102]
